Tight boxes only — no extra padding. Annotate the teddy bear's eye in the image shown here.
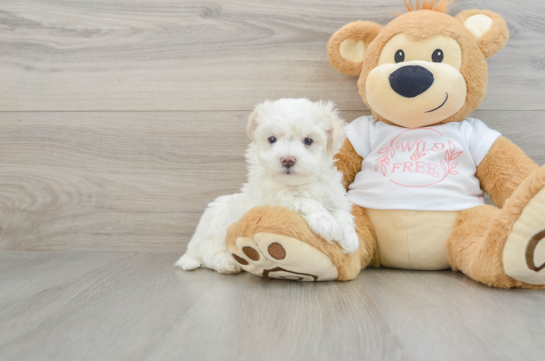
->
[395,49,405,63]
[432,49,444,63]
[304,138,313,146]
[268,136,277,144]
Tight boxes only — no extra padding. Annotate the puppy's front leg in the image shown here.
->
[330,209,359,254]
[287,199,344,247]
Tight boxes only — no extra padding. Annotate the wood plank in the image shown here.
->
[0,111,250,252]
[0,0,544,111]
[0,110,543,252]
[0,251,544,361]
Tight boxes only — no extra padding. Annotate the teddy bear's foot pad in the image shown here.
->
[503,188,545,285]
[229,232,338,281]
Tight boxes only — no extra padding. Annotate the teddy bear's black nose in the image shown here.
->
[389,65,434,98]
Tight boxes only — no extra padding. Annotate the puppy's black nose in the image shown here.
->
[281,156,296,169]
[389,65,434,98]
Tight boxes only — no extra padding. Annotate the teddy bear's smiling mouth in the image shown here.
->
[425,92,449,113]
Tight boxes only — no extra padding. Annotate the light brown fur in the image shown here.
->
[476,137,539,207]
[334,139,364,190]
[404,0,454,13]
[448,166,545,289]
[456,10,510,58]
[327,21,383,76]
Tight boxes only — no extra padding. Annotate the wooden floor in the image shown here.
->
[1,251,544,361]
[1,0,545,360]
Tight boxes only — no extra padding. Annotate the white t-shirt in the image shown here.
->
[344,116,501,211]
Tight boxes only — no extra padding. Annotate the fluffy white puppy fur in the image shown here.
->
[176,98,359,274]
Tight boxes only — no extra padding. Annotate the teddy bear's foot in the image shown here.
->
[503,187,545,286]
[449,167,545,289]
[228,232,339,281]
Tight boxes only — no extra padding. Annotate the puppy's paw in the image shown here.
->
[213,252,242,274]
[337,225,359,254]
[175,254,202,271]
[306,212,344,243]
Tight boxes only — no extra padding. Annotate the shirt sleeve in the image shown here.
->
[344,116,374,158]
[467,118,502,166]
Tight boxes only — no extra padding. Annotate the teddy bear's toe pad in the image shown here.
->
[503,188,545,285]
[229,232,338,281]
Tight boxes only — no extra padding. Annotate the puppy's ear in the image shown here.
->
[327,21,383,76]
[324,102,346,156]
[456,10,509,58]
[247,106,261,141]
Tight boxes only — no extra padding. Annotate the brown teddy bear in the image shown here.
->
[225,0,545,289]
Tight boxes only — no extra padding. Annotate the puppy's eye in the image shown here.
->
[432,49,444,63]
[304,138,313,146]
[268,136,277,144]
[395,49,405,63]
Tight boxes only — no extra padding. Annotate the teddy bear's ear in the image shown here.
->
[327,21,383,76]
[456,10,509,58]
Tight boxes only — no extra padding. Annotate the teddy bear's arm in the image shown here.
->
[334,139,363,190]
[476,136,539,207]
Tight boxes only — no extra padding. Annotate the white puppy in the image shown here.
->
[176,98,359,274]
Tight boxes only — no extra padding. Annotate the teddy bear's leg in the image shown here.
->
[447,167,545,289]
[225,205,377,281]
